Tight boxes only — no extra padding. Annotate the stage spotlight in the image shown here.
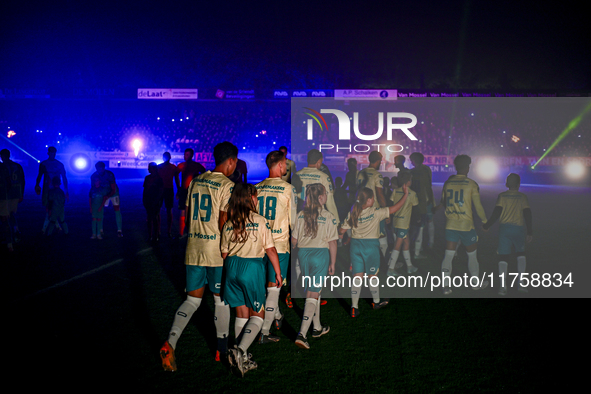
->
[565,161,585,180]
[75,157,87,170]
[132,139,142,157]
[476,158,498,180]
[70,153,92,173]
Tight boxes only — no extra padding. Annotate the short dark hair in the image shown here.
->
[410,152,424,165]
[397,170,412,187]
[506,173,521,188]
[95,161,106,169]
[185,148,194,155]
[368,151,382,164]
[213,141,238,166]
[394,155,406,165]
[279,146,288,152]
[163,152,171,160]
[0,148,9,158]
[307,149,323,165]
[48,146,57,153]
[265,150,285,169]
[453,154,472,171]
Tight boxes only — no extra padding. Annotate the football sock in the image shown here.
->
[234,317,248,340]
[115,210,122,232]
[403,250,412,267]
[467,250,480,278]
[213,295,230,339]
[351,283,362,309]
[298,298,318,338]
[42,214,49,232]
[498,261,508,289]
[295,258,301,278]
[441,250,455,284]
[517,255,527,285]
[388,250,400,269]
[428,221,435,247]
[370,281,380,303]
[261,286,280,335]
[414,226,424,256]
[312,296,322,330]
[168,295,201,349]
[379,237,388,257]
[238,316,263,356]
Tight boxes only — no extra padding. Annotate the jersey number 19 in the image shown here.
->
[192,193,212,222]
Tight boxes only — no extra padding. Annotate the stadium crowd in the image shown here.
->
[2,100,589,160]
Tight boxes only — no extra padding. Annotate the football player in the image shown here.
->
[483,173,533,295]
[356,151,389,257]
[160,142,237,371]
[434,154,489,295]
[255,150,297,343]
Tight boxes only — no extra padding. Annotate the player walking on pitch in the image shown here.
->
[35,146,68,234]
[160,142,237,371]
[176,148,206,237]
[292,183,338,349]
[222,183,282,377]
[1,149,25,244]
[356,151,389,258]
[339,186,408,317]
[387,171,420,276]
[255,150,297,343]
[91,161,123,237]
[434,154,489,295]
[483,173,533,295]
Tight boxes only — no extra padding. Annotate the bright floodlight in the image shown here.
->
[74,157,88,170]
[476,158,498,180]
[565,161,585,180]
[132,139,142,157]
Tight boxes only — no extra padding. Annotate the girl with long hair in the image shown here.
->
[221,183,282,377]
[339,185,408,317]
[291,183,339,349]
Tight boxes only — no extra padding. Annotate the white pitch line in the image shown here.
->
[17,246,154,302]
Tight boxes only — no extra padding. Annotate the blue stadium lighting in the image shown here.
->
[75,157,87,170]
[0,133,40,162]
[69,152,92,173]
[157,117,160,120]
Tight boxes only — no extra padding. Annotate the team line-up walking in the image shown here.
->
[0,143,533,378]
[155,142,534,378]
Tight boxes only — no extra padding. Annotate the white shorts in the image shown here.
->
[104,195,120,207]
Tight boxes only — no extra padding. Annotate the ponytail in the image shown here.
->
[348,187,373,228]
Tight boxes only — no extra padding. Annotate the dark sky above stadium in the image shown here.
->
[1,0,589,90]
